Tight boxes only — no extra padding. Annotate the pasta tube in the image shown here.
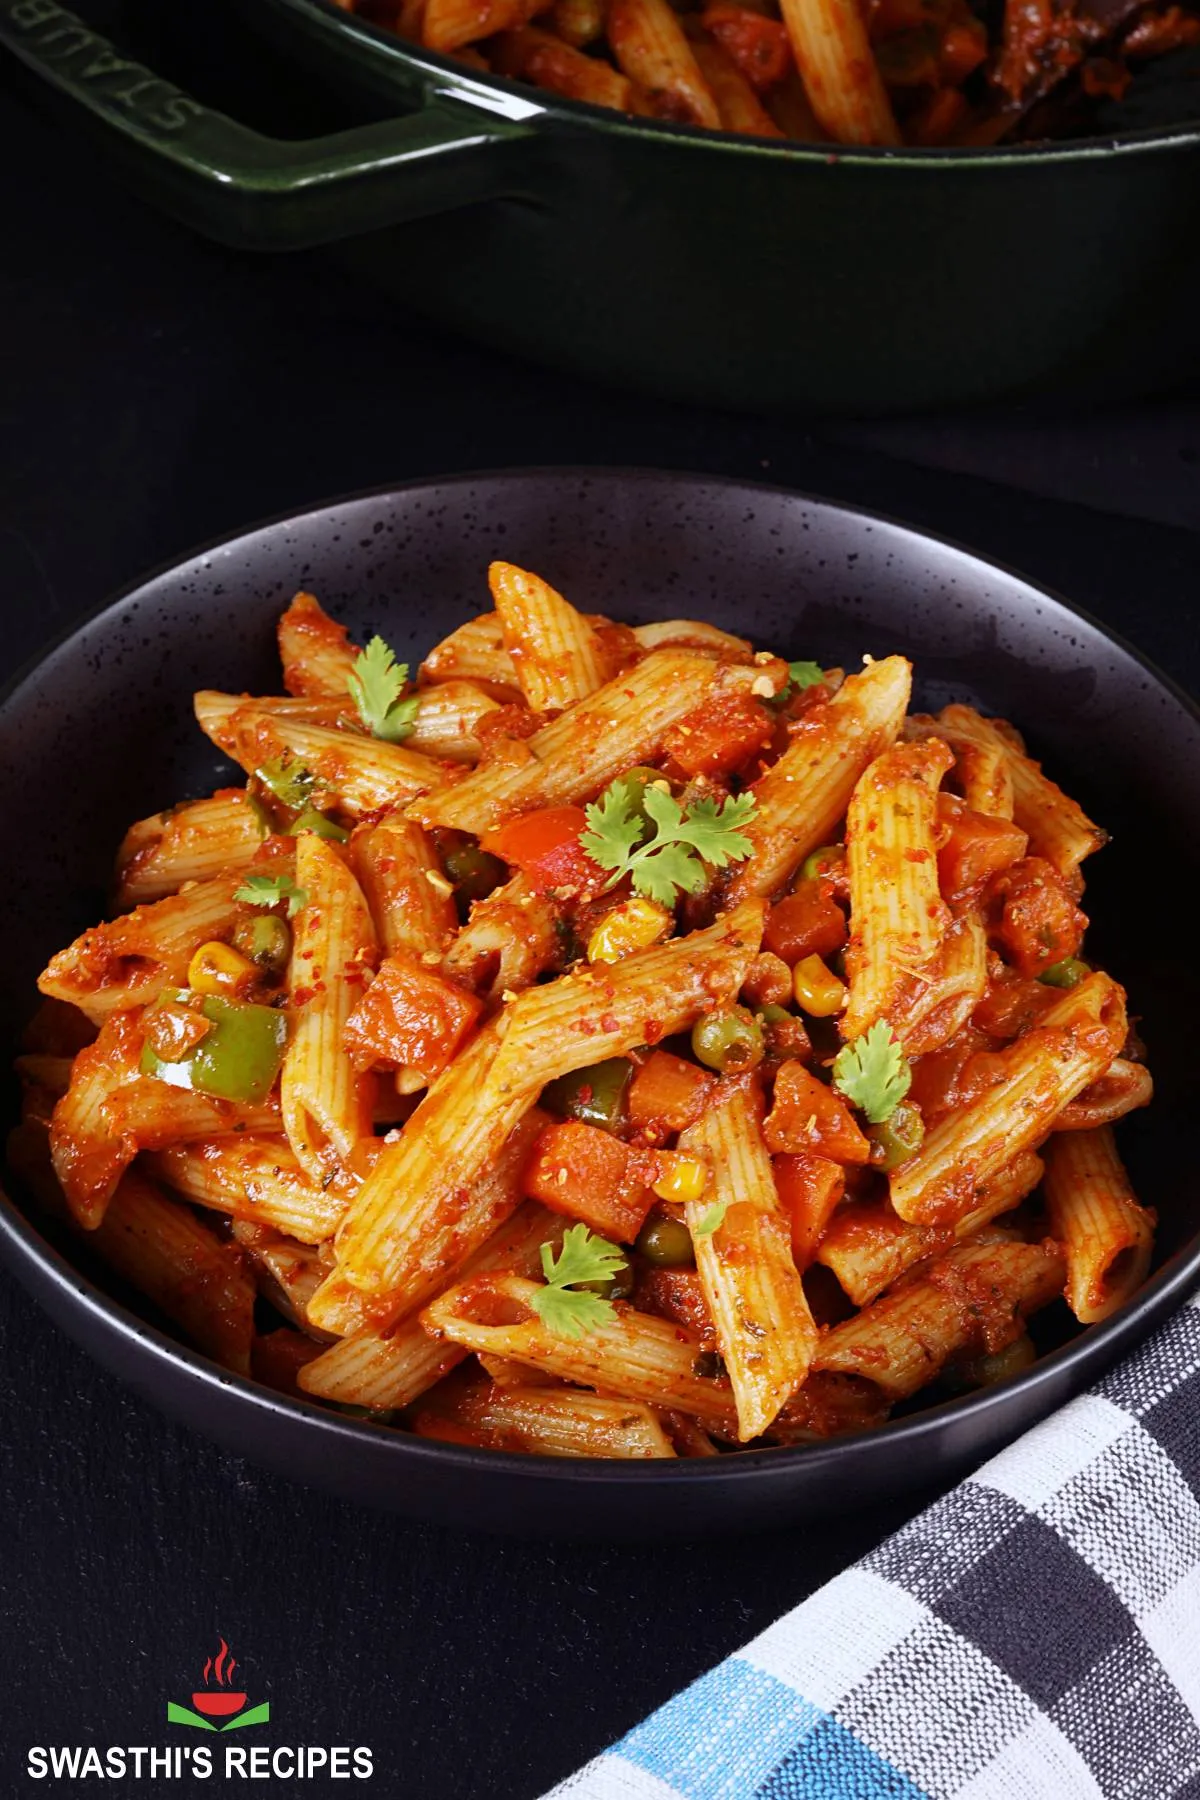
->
[423,1273,740,1433]
[410,651,759,835]
[726,655,911,903]
[680,1080,816,1439]
[281,835,377,1180]
[817,1150,1045,1305]
[489,560,609,711]
[278,591,359,698]
[842,737,953,1039]
[115,790,266,907]
[416,1387,678,1458]
[889,971,1127,1226]
[151,1138,351,1244]
[299,1199,565,1409]
[194,695,447,818]
[814,1237,1065,1400]
[1043,1126,1155,1324]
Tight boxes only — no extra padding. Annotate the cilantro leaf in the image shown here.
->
[531,1284,616,1339]
[692,1199,729,1239]
[235,873,309,920]
[347,636,420,743]
[832,1021,911,1124]
[579,782,645,871]
[530,1224,625,1339]
[579,781,757,907]
[787,659,825,692]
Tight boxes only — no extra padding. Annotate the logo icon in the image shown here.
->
[167,1640,270,1733]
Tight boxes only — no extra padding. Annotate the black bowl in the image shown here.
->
[2,468,1197,1540]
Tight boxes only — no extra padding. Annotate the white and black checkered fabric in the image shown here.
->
[545,1294,1200,1800]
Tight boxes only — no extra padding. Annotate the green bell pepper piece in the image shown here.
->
[141,994,288,1104]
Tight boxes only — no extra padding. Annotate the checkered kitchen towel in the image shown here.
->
[545,1293,1200,1800]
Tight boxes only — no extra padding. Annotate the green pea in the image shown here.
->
[577,1252,636,1300]
[691,1005,764,1074]
[543,1058,632,1132]
[636,1215,695,1268]
[233,913,292,976]
[442,840,506,905]
[868,1101,925,1171]
[1040,957,1091,989]
[799,844,846,885]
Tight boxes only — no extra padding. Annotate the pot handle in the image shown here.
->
[0,0,540,250]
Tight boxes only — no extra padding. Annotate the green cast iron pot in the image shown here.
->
[4,0,1200,413]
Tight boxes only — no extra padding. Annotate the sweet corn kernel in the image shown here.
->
[792,953,846,1017]
[187,939,258,996]
[652,1155,709,1207]
[587,898,673,965]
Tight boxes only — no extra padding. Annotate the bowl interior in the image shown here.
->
[3,469,1197,1431]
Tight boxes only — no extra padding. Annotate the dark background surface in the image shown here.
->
[2,6,1199,1796]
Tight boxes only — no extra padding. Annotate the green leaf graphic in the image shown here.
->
[167,1702,216,1732]
[221,1701,271,1732]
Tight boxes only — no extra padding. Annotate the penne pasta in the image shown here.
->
[1054,1057,1153,1131]
[442,871,561,997]
[726,655,911,902]
[932,704,1106,890]
[486,897,764,1097]
[889,971,1127,1226]
[416,1386,678,1458]
[48,1011,144,1228]
[38,870,250,1023]
[420,612,521,694]
[115,790,267,907]
[194,694,447,819]
[492,28,645,110]
[9,1122,256,1373]
[817,1149,1045,1305]
[150,1138,351,1243]
[1043,1126,1155,1324]
[424,0,551,52]
[680,1079,816,1439]
[281,835,377,1181]
[423,1272,741,1433]
[309,1094,554,1339]
[884,910,987,1057]
[104,1081,282,1148]
[631,618,752,658]
[776,0,898,143]
[348,817,456,959]
[489,560,610,712]
[609,0,722,127]
[814,1237,1065,1400]
[231,1222,333,1337]
[278,591,359,698]
[842,737,953,1039]
[405,681,503,762]
[409,651,762,835]
[298,1199,566,1408]
[688,32,785,134]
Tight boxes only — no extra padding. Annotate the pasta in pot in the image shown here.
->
[10,562,1154,1458]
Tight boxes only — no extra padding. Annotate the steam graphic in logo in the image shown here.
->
[167,1640,270,1732]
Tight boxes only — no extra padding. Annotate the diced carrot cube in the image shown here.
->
[763,1061,871,1164]
[343,953,482,1077]
[522,1119,657,1241]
